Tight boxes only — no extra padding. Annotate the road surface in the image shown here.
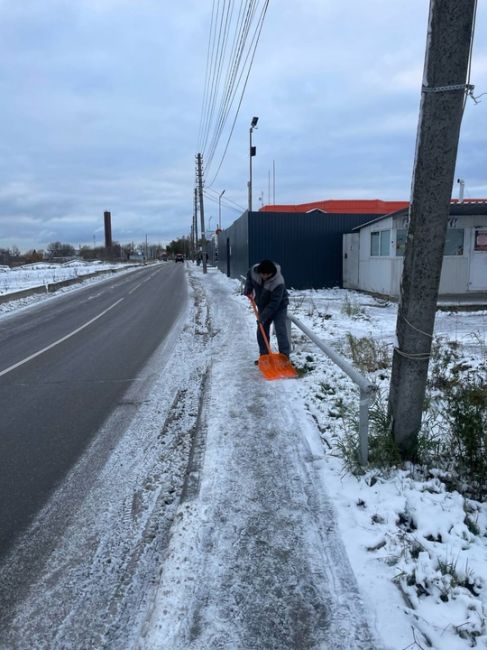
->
[0,263,186,556]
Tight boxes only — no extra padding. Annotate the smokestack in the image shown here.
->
[104,211,112,248]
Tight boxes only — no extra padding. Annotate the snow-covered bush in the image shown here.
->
[445,376,487,500]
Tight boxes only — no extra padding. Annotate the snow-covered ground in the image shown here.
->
[284,288,487,649]
[0,260,132,296]
[1,262,486,649]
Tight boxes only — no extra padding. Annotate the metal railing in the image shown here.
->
[286,314,376,466]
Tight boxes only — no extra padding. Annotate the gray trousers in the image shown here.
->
[257,308,290,356]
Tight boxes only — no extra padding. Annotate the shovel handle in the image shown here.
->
[247,296,272,354]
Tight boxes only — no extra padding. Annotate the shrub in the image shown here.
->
[335,392,401,474]
[346,333,391,373]
[341,294,368,319]
[445,375,487,500]
[428,337,463,390]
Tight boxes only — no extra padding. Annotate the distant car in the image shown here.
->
[175,254,184,263]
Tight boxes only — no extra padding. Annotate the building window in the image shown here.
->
[396,229,407,256]
[444,229,464,256]
[395,228,464,256]
[474,229,487,252]
[371,232,380,256]
[371,230,390,256]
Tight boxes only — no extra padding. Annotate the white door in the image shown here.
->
[343,233,359,289]
[468,228,487,290]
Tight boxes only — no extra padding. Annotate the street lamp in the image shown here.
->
[218,189,225,228]
[248,116,258,213]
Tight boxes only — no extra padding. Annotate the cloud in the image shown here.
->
[0,0,485,251]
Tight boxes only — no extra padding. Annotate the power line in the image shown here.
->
[204,188,244,212]
[204,1,257,165]
[206,1,268,187]
[198,0,218,150]
[197,0,270,186]
[200,0,234,154]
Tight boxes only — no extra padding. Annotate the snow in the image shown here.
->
[0,260,133,296]
[0,261,486,649]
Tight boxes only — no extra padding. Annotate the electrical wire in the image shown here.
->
[197,0,270,187]
[198,0,218,148]
[199,0,237,155]
[204,1,257,165]
[206,1,269,187]
[204,187,244,212]
[200,0,234,155]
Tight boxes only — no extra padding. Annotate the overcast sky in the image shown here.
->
[0,1,486,252]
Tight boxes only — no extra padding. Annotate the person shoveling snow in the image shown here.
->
[244,260,297,379]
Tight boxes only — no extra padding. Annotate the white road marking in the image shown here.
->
[0,298,125,378]
[128,267,163,294]
[128,282,143,295]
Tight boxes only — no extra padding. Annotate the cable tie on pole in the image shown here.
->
[393,347,430,361]
[422,83,474,94]
[402,314,433,339]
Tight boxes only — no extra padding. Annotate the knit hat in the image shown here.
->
[256,259,277,275]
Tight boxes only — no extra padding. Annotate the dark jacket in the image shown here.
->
[244,263,289,323]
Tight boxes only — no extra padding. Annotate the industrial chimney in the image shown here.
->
[104,211,112,248]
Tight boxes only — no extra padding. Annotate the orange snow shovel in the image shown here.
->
[248,296,298,380]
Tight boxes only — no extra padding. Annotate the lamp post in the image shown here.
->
[218,189,225,229]
[248,116,258,213]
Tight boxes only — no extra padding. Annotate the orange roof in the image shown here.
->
[259,199,409,215]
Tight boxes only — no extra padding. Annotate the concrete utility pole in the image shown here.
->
[196,153,207,274]
[388,0,476,458]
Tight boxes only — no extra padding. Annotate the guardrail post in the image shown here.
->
[359,388,370,466]
[286,318,293,352]
[286,313,375,467]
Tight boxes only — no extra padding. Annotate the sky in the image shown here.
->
[0,0,486,252]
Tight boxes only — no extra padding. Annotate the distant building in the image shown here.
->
[343,200,487,297]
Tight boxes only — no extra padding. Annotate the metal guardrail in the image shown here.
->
[287,314,376,466]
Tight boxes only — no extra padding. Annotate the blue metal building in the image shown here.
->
[216,209,379,289]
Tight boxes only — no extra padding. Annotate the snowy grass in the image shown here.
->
[0,260,131,295]
[287,288,487,649]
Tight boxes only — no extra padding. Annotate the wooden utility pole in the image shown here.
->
[388,0,476,458]
[196,153,207,274]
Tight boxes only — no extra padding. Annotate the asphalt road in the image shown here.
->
[0,262,187,557]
